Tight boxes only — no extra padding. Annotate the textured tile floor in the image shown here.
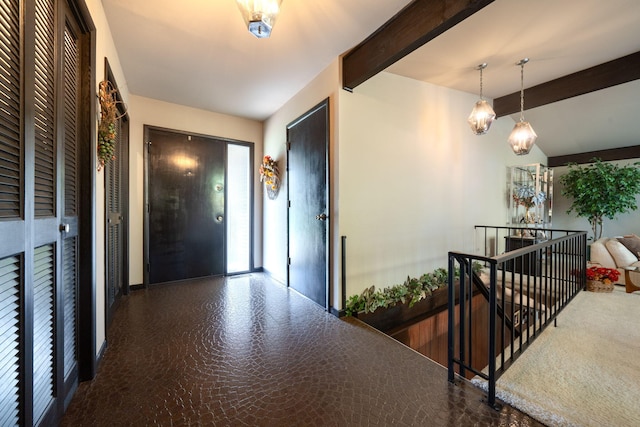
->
[61,274,542,426]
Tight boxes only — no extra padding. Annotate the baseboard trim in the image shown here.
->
[262,268,287,286]
[96,339,107,367]
[330,307,346,318]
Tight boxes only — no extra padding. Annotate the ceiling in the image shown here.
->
[102,0,640,158]
[101,0,413,121]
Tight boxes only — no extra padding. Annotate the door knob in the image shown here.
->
[216,215,223,222]
[59,223,70,233]
[315,213,328,221]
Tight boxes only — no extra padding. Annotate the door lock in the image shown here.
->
[315,213,328,221]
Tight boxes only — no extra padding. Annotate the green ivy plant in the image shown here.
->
[344,263,482,316]
[560,158,640,240]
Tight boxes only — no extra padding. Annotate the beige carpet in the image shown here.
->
[473,286,640,427]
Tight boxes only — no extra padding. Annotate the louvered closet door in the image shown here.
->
[0,2,23,424]
[106,118,123,318]
[32,0,58,423]
[60,18,80,402]
[0,0,81,425]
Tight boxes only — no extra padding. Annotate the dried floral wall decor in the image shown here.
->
[97,80,122,171]
[259,155,280,199]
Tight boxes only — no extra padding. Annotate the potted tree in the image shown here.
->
[560,158,640,240]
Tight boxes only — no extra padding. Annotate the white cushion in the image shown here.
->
[590,238,616,268]
[605,238,638,268]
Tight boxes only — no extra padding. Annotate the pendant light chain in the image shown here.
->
[479,66,484,100]
[519,62,525,122]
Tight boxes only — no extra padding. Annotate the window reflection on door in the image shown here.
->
[227,144,252,273]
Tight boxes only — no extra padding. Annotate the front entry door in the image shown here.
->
[287,99,330,309]
[147,128,226,284]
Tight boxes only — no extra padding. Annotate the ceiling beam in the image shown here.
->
[494,51,640,117]
[548,145,640,168]
[342,0,495,91]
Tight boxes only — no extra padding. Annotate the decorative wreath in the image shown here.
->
[259,155,280,199]
[97,80,124,171]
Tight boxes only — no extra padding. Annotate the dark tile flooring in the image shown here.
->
[61,274,542,426]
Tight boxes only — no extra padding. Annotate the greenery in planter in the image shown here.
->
[345,263,482,316]
[560,158,640,240]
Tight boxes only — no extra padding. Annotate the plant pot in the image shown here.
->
[586,279,614,293]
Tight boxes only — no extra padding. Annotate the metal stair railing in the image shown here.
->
[447,228,587,409]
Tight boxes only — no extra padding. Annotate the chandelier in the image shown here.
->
[467,63,496,135]
[507,58,537,155]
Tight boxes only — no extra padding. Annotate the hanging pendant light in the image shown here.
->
[236,0,283,38]
[508,58,537,155]
[467,63,496,135]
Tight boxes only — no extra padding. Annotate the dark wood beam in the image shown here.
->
[494,51,640,117]
[548,145,640,168]
[342,0,495,91]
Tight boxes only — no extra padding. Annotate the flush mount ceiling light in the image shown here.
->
[236,0,283,38]
[467,63,496,135]
[508,58,537,155]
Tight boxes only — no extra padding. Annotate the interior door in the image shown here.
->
[287,99,329,309]
[0,1,83,424]
[105,65,129,325]
[59,14,82,412]
[147,128,226,284]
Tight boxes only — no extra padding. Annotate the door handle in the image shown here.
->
[60,223,70,233]
[216,215,223,222]
[315,213,328,221]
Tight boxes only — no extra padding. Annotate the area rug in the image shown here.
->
[473,286,640,427]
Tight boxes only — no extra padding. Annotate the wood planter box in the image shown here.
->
[354,282,492,378]
[355,285,460,334]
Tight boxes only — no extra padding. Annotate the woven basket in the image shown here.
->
[587,279,614,293]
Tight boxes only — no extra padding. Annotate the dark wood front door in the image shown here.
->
[287,99,330,309]
[146,128,226,284]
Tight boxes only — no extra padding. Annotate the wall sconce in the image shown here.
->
[236,0,283,38]
[508,58,537,155]
[467,63,496,135]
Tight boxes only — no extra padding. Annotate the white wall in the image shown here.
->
[85,0,264,353]
[338,72,547,300]
[127,95,264,286]
[86,0,130,355]
[552,159,640,239]
[262,59,341,290]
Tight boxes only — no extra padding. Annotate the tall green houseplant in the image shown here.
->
[560,158,640,240]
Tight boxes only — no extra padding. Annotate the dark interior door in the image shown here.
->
[287,99,329,309]
[0,1,85,424]
[59,15,82,412]
[105,63,129,326]
[147,128,225,284]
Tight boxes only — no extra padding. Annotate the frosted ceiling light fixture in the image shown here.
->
[236,0,283,38]
[467,63,496,135]
[508,58,537,155]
